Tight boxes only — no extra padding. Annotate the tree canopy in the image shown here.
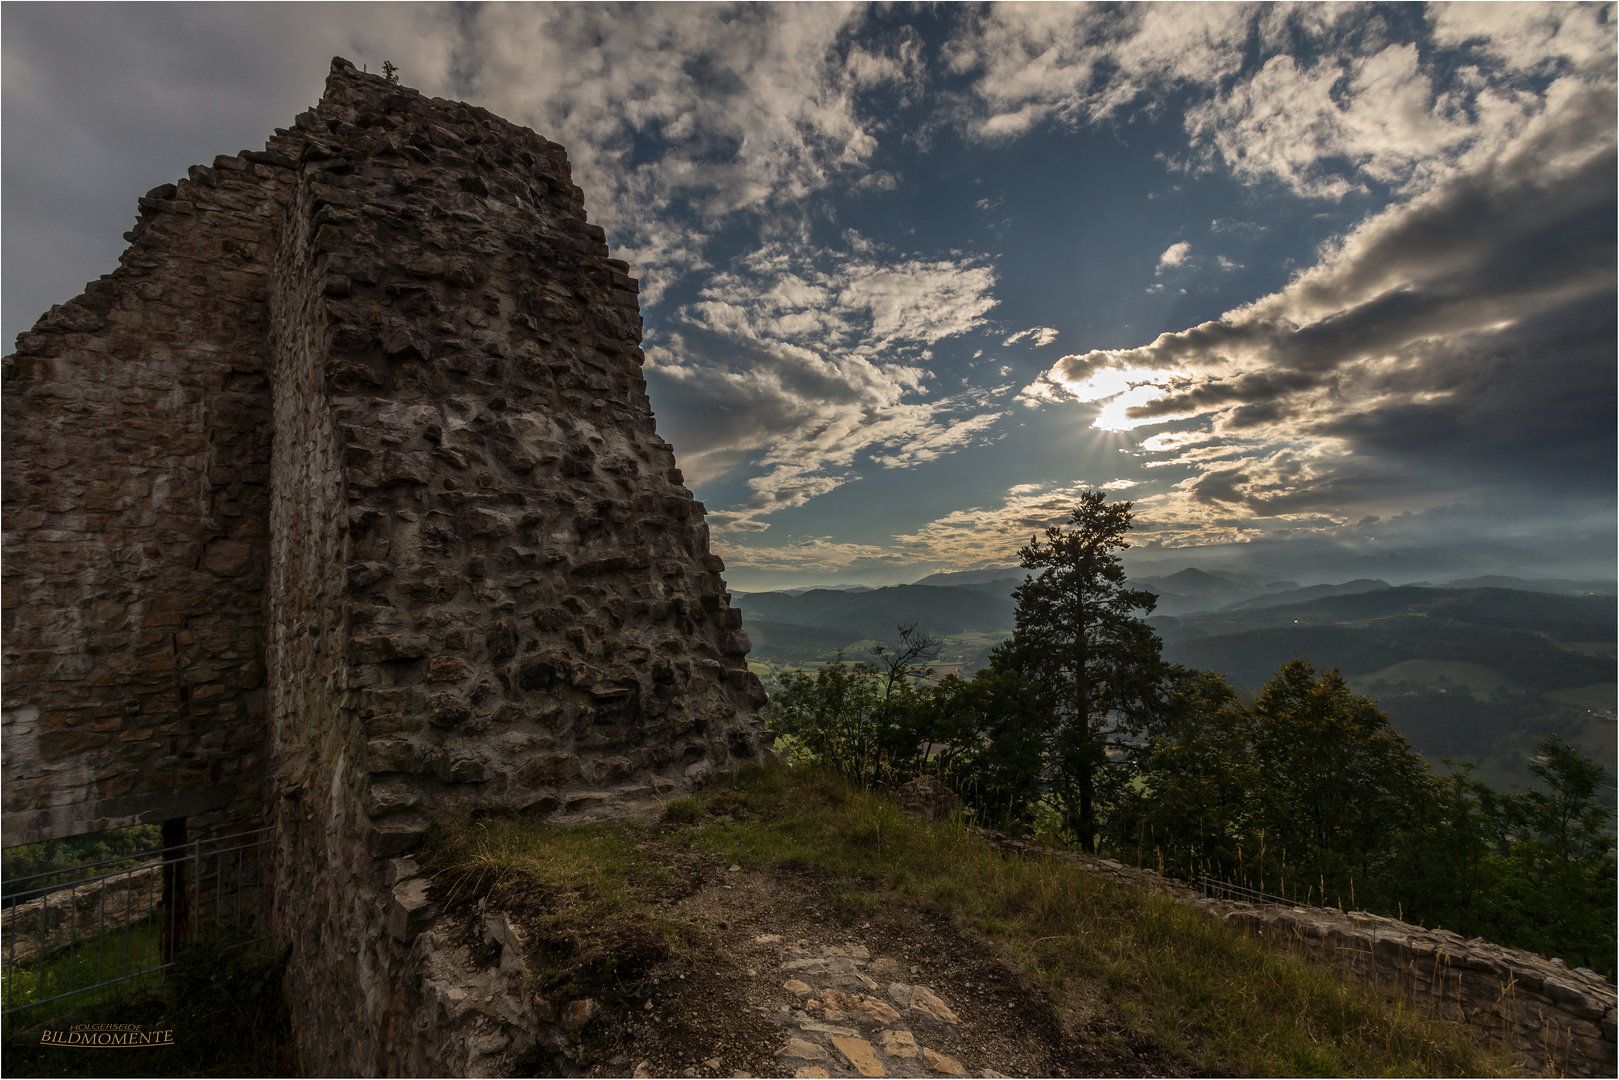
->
[759,491,1617,976]
[995,490,1165,851]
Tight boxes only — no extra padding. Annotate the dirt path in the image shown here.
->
[556,852,1179,1078]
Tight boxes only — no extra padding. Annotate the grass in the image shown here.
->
[426,763,1509,1078]
[1,932,293,1077]
[1546,682,1617,710]
[1553,641,1616,659]
[1348,659,1517,696]
[2,915,170,1020]
[419,813,691,1019]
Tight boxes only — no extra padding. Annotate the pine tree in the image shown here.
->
[995,490,1165,851]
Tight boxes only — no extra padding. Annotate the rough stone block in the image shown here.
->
[515,752,578,788]
[366,817,428,858]
[387,877,437,942]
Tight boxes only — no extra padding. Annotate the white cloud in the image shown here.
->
[1003,326,1060,347]
[947,4,1251,138]
[1430,2,1617,76]
[948,4,1616,202]
[710,534,911,575]
[889,481,1099,568]
[647,238,1008,532]
[460,4,907,304]
[691,239,999,356]
[1156,241,1192,273]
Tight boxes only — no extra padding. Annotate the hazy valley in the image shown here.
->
[734,571,1617,798]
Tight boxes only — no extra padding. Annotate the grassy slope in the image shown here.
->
[427,765,1507,1078]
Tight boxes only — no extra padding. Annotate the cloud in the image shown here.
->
[691,238,999,356]
[889,481,1105,569]
[948,4,1616,200]
[946,4,1252,138]
[647,237,1007,531]
[1003,326,1060,347]
[1430,2,1617,77]
[461,4,910,305]
[1155,241,1192,273]
[1,3,471,343]
[709,534,912,577]
[8,3,1612,579]
[2,4,907,331]
[1022,79,1617,524]
[1180,43,1479,199]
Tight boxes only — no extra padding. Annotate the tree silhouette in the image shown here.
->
[995,490,1165,851]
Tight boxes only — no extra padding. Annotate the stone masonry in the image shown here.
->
[979,831,1618,1077]
[2,57,769,1073]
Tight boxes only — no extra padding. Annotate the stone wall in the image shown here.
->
[2,120,293,846]
[3,56,771,1075]
[978,831,1618,1077]
[1211,900,1617,1078]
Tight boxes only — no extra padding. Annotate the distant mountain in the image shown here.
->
[1435,575,1618,595]
[742,619,863,658]
[776,584,873,596]
[735,584,1016,640]
[912,567,1022,587]
[733,583,873,598]
[1159,585,1616,693]
[953,577,1024,598]
[1222,579,1390,611]
[1122,566,1311,615]
[1240,585,1615,626]
[1140,567,1245,597]
[914,564,1323,616]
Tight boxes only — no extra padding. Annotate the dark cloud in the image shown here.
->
[1313,297,1617,490]
[1028,81,1616,536]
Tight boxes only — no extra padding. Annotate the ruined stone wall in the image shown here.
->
[980,832,1618,1077]
[264,150,370,1073]
[1,134,297,846]
[5,56,770,1075]
[252,59,770,1073]
[1210,901,1617,1077]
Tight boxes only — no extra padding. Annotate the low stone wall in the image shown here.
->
[1205,900,1616,1078]
[976,831,1617,1077]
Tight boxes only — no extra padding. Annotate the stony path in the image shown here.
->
[756,936,1001,1079]
[575,857,1166,1078]
[624,887,1022,1080]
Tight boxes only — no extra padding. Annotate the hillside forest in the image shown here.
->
[737,566,1615,802]
[756,493,1617,980]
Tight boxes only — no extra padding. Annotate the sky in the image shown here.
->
[5,3,1615,592]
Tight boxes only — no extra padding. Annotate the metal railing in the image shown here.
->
[1,828,270,1016]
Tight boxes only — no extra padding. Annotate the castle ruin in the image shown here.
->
[2,57,768,1072]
